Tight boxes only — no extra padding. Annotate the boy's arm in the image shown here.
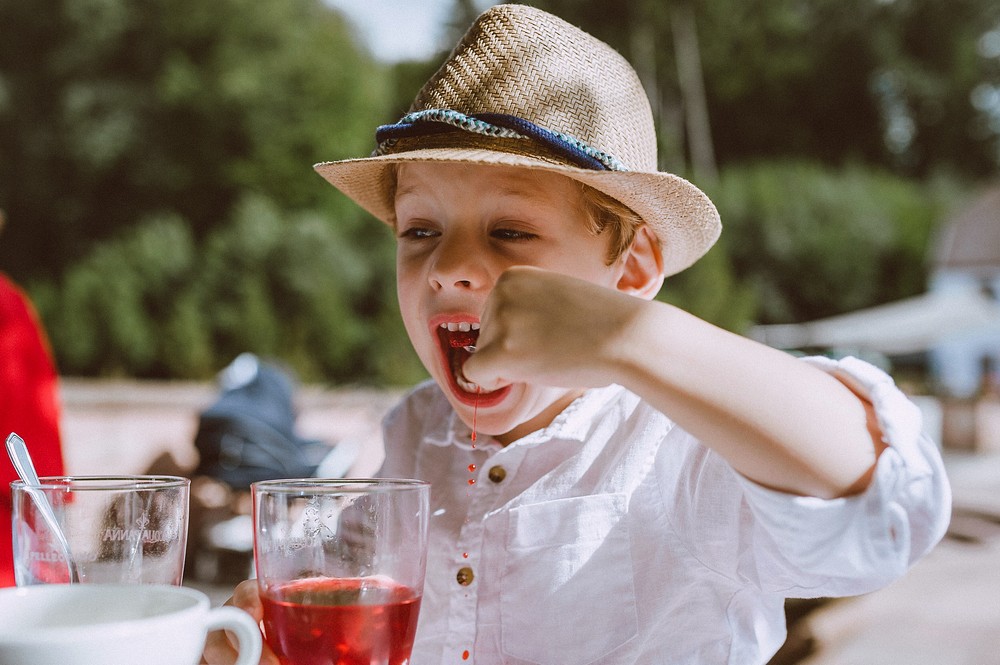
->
[620,298,885,499]
[465,266,885,500]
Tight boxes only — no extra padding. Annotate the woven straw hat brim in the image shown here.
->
[315,148,721,277]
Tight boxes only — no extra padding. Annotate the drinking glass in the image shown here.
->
[253,478,430,665]
[11,475,190,586]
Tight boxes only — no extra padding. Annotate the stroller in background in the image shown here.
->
[194,353,332,488]
[186,353,356,583]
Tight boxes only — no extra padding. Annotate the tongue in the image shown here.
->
[448,331,478,348]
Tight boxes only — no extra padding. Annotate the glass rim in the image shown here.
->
[251,477,429,494]
[10,475,190,491]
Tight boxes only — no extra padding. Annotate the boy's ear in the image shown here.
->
[617,225,665,300]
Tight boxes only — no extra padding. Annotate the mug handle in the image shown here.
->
[204,606,263,665]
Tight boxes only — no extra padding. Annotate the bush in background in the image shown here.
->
[697,161,966,325]
[31,194,424,385]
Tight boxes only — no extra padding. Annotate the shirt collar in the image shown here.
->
[523,384,624,444]
[423,407,501,453]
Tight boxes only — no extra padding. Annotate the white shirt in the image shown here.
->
[378,356,951,665]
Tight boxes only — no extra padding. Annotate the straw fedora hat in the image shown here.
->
[314,3,721,277]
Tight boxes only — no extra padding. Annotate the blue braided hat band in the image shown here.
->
[374,109,627,172]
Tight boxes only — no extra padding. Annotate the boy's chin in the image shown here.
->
[440,368,512,409]
[453,409,519,443]
[443,386,520,436]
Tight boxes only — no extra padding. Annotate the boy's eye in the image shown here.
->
[491,228,538,241]
[398,226,438,239]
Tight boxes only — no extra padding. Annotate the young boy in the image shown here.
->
[204,5,950,664]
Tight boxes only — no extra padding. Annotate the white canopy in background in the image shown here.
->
[748,289,1000,356]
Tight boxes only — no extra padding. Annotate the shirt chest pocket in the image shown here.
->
[500,494,638,665]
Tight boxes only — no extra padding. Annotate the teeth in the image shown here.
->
[440,320,481,393]
[456,371,480,393]
[440,322,480,331]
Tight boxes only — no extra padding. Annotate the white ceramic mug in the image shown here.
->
[0,583,261,665]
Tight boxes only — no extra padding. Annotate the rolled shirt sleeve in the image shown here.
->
[735,355,952,597]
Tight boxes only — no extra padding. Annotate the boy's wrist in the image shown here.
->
[601,297,674,391]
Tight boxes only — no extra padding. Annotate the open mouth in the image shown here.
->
[434,322,511,406]
[437,322,481,394]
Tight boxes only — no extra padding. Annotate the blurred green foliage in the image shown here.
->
[0,0,996,384]
[0,0,389,279]
[663,161,966,332]
[34,198,424,383]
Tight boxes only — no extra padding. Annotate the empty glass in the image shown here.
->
[11,475,190,586]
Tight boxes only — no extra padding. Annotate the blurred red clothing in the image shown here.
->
[0,273,65,586]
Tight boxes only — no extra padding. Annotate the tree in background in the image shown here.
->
[526,0,1000,179]
[700,0,1000,178]
[0,0,387,282]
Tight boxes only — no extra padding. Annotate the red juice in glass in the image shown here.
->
[261,576,421,665]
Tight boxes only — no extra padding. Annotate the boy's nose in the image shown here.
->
[429,239,488,291]
[430,267,482,291]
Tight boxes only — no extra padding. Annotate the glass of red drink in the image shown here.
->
[252,478,430,665]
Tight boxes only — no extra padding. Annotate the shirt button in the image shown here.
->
[487,465,506,483]
[456,566,475,586]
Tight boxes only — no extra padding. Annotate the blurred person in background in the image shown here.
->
[0,209,66,586]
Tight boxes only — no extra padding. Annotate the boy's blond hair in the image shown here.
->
[577,183,647,266]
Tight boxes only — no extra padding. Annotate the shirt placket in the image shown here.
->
[442,442,528,663]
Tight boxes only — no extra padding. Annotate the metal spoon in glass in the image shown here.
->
[5,432,80,583]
